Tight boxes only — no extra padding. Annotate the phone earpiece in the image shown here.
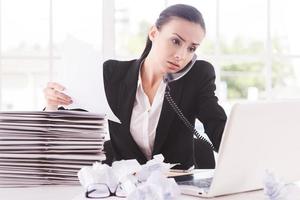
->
[163,54,197,83]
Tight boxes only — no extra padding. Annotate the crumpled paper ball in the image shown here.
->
[77,154,181,199]
[77,162,118,189]
[112,159,141,182]
[127,170,181,200]
[263,170,300,200]
[137,154,172,182]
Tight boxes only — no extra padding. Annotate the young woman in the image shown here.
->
[44,4,227,170]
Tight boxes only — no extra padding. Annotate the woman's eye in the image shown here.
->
[188,46,196,52]
[171,38,181,46]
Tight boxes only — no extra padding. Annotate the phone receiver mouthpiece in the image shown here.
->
[163,54,197,83]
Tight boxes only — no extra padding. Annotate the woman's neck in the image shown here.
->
[140,56,164,105]
[141,56,163,87]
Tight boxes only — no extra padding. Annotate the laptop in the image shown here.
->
[175,100,300,197]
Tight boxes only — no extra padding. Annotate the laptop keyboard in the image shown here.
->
[176,177,213,188]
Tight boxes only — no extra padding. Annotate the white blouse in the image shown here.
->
[129,68,166,160]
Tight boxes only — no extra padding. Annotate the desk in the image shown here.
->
[1,175,299,200]
[0,185,284,200]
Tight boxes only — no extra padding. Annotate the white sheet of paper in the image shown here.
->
[56,36,120,123]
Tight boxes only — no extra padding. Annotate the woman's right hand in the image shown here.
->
[43,82,73,111]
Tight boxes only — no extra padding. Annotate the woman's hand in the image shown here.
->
[43,82,73,111]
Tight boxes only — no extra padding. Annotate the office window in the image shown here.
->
[272,58,300,98]
[113,0,300,108]
[0,0,49,111]
[271,1,300,55]
[52,0,102,55]
[1,0,300,111]
[270,0,300,98]
[114,0,165,59]
[1,0,49,57]
[0,0,103,110]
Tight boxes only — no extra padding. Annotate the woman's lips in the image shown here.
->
[167,61,180,69]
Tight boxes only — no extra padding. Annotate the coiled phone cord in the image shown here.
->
[165,84,216,152]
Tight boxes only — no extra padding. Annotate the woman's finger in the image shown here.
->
[47,82,65,91]
[47,99,71,106]
[52,90,72,101]
[44,87,72,101]
[47,95,72,105]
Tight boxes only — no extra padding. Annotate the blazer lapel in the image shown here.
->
[117,59,147,160]
[152,81,184,155]
[118,59,140,125]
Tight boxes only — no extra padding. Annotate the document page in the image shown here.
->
[56,36,120,123]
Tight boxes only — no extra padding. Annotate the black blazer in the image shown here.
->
[103,59,227,169]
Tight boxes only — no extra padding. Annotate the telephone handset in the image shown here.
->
[163,54,197,83]
[163,54,215,152]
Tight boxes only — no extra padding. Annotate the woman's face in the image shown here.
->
[149,17,205,74]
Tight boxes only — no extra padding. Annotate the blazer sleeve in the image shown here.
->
[194,61,227,152]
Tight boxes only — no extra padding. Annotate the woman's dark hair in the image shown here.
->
[140,4,206,59]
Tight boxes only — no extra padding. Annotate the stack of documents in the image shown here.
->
[0,110,106,187]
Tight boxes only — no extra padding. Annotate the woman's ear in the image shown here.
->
[148,25,159,42]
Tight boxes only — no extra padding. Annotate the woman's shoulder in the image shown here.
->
[103,59,137,70]
[191,60,216,77]
[103,59,138,76]
[182,60,217,90]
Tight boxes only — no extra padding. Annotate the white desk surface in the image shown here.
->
[1,169,299,200]
[0,185,273,200]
